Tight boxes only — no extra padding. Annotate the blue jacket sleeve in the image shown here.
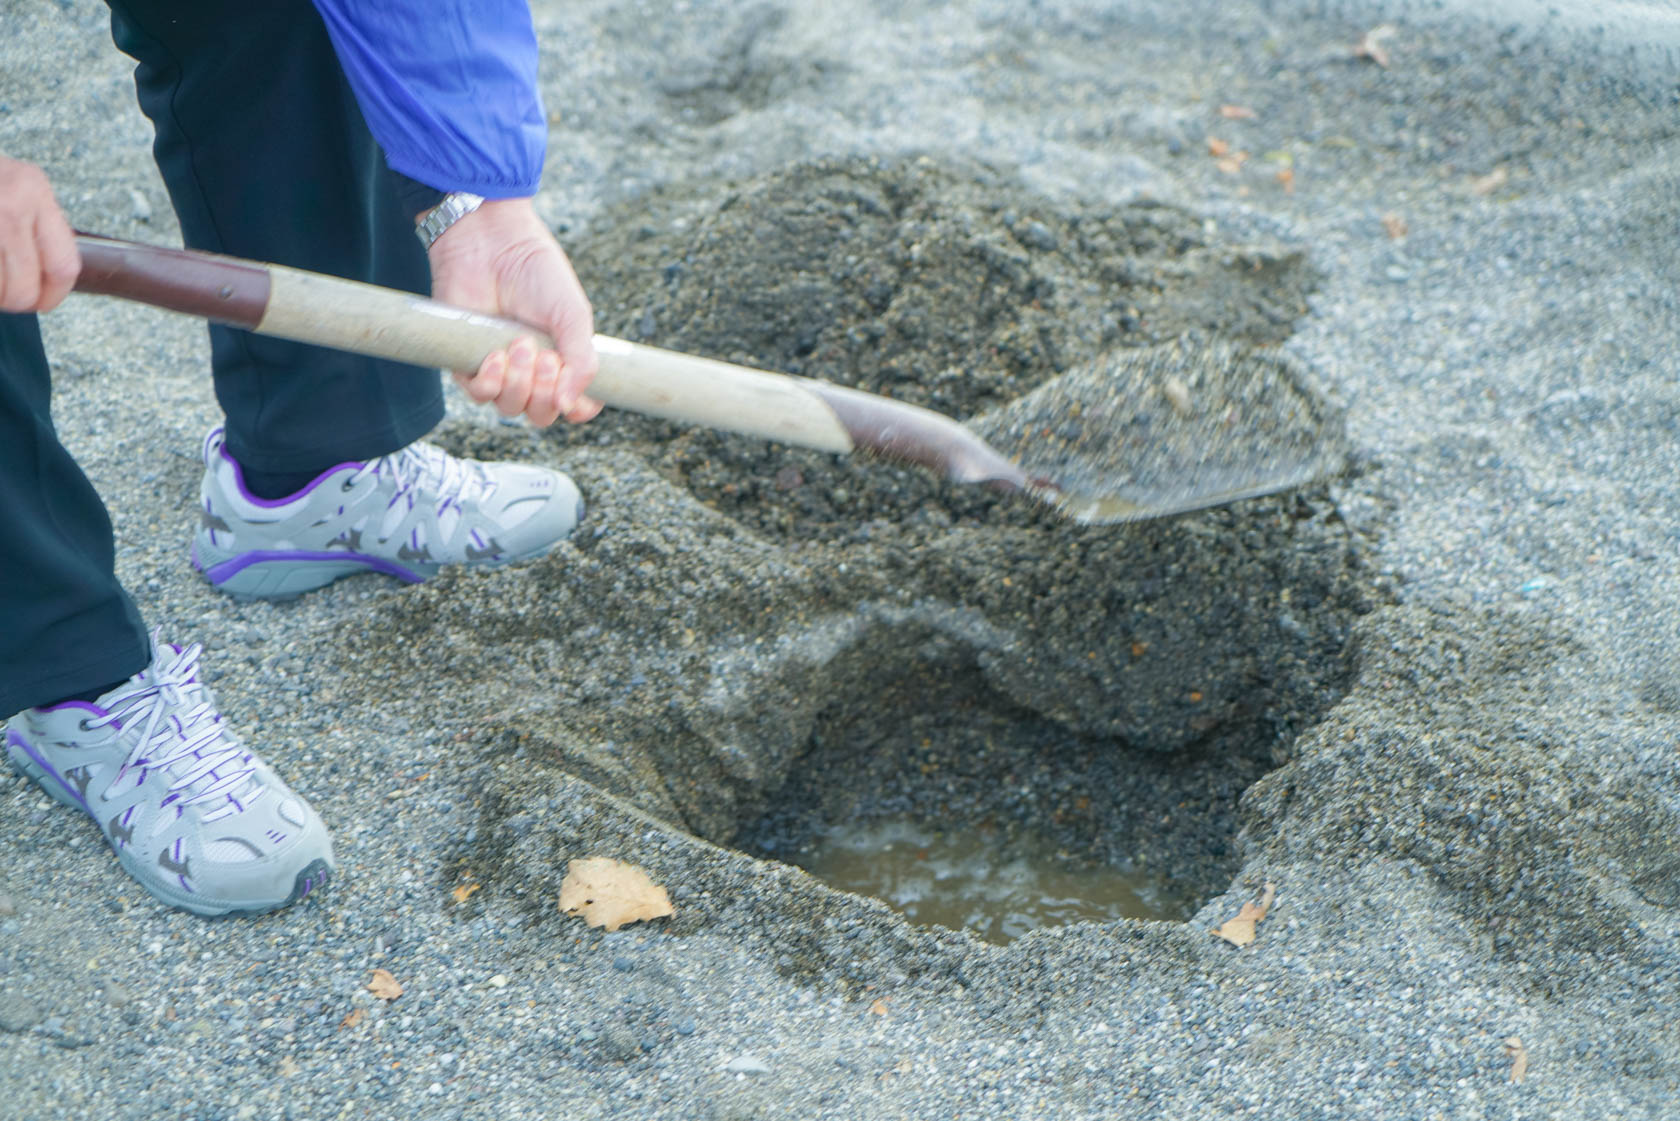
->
[310,0,546,199]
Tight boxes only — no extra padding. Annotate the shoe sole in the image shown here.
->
[193,537,566,601]
[193,543,429,601]
[6,732,334,918]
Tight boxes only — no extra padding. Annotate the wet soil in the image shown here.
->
[409,154,1379,932]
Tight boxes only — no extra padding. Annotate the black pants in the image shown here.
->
[0,0,443,716]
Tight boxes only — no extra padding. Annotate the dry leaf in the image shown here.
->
[1382,213,1409,239]
[1213,881,1277,947]
[367,968,403,1002]
[558,856,674,933]
[1504,1036,1528,1083]
[869,999,890,1017]
[1215,154,1249,176]
[1275,167,1295,193]
[452,880,481,905]
[1354,24,1398,68]
[1207,137,1231,157]
[1470,166,1509,197]
[1219,104,1257,120]
[339,1007,365,1030]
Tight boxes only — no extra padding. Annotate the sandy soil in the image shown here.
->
[3,1,1680,1118]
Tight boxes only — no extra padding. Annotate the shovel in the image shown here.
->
[72,233,1345,523]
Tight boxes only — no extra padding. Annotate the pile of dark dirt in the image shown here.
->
[552,154,1320,542]
[400,154,1379,929]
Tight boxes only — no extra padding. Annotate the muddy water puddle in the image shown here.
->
[732,644,1269,947]
[768,813,1189,944]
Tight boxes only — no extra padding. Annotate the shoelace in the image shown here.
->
[86,639,264,824]
[349,442,493,509]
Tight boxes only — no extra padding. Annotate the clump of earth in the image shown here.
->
[388,154,1380,930]
[553,154,1321,542]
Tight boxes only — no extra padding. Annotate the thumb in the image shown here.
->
[531,252,599,416]
[539,254,598,386]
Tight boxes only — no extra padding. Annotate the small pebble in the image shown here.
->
[675,1018,696,1036]
[1014,219,1058,252]
[612,956,634,973]
[0,895,15,917]
[0,996,42,1033]
[600,1024,641,1062]
[725,1053,770,1075]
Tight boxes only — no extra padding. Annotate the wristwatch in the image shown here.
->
[414,191,485,250]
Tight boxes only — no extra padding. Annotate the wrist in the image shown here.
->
[414,191,484,250]
[425,198,546,265]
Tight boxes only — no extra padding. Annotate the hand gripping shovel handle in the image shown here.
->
[71,234,1032,492]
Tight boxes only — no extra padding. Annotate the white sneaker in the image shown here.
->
[4,636,334,916]
[192,426,584,600]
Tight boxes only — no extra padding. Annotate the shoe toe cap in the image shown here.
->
[491,467,585,557]
[168,789,336,913]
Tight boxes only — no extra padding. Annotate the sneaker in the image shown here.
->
[192,427,585,600]
[4,636,334,917]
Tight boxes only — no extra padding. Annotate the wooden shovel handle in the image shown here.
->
[71,234,1031,489]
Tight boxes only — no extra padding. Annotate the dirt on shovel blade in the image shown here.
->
[970,338,1350,522]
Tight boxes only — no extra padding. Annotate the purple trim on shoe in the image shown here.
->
[6,730,91,813]
[219,442,365,509]
[201,549,426,585]
[292,861,327,902]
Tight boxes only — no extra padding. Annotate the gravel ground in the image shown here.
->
[5,1,1680,1118]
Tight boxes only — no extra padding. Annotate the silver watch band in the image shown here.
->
[414,192,485,250]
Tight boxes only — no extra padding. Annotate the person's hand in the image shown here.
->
[0,157,80,314]
[426,197,600,427]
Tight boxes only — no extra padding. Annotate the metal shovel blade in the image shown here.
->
[969,338,1349,524]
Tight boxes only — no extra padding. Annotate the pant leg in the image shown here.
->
[0,314,149,717]
[105,0,444,475]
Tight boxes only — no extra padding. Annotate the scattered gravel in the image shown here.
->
[4,1,1680,1119]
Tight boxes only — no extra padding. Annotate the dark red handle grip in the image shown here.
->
[73,233,271,330]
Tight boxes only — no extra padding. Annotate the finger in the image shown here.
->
[495,336,536,418]
[563,394,603,425]
[33,206,80,312]
[524,351,564,428]
[0,234,42,314]
[460,349,508,404]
